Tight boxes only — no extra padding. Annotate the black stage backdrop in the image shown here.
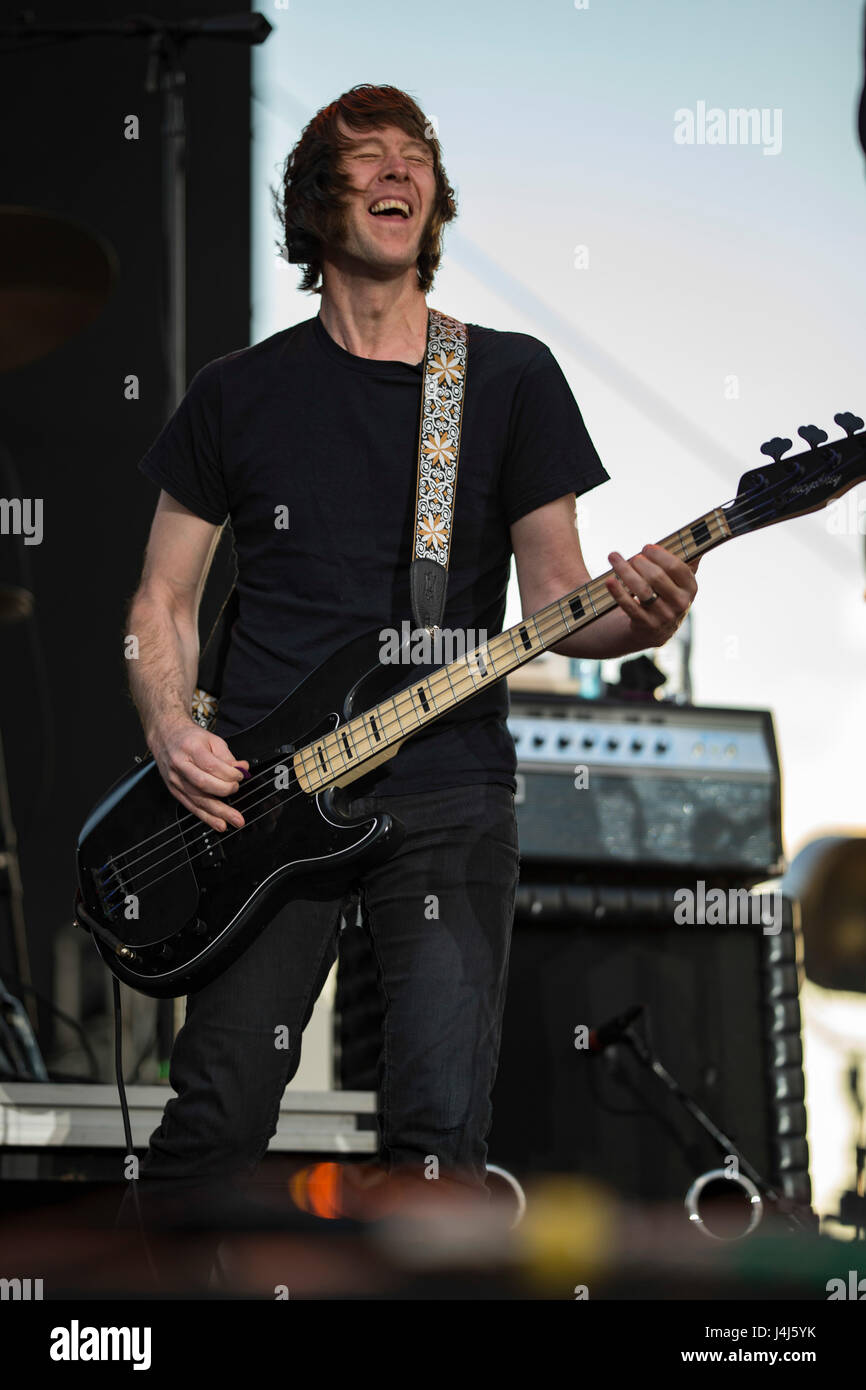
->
[0,1,253,1050]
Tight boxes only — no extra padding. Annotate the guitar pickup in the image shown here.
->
[195,829,226,866]
[242,744,295,775]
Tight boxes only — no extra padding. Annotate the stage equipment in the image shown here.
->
[489,883,811,1225]
[0,1082,376,1180]
[508,694,783,879]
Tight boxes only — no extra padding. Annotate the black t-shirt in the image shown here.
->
[138,312,610,794]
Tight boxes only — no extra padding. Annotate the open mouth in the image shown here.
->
[367,198,413,222]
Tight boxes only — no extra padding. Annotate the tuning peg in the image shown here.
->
[833,411,865,436]
[797,424,829,449]
[760,436,793,462]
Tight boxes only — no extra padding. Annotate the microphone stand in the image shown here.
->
[597,1005,814,1234]
[148,27,187,415]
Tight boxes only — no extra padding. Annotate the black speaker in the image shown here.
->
[488,889,810,1206]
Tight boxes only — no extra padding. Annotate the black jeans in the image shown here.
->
[124,782,519,1225]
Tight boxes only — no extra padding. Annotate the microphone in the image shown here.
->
[588,1004,644,1054]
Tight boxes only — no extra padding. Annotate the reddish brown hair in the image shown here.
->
[273,83,457,294]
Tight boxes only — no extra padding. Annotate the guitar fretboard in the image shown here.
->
[292,506,732,792]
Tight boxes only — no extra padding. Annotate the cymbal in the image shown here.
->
[0,207,117,371]
[0,584,34,623]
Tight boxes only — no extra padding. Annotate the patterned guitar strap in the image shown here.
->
[409,308,469,634]
[191,307,469,727]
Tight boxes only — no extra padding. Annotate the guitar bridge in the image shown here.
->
[92,855,133,922]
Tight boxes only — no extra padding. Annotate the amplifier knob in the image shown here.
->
[532,735,545,748]
[557,735,571,749]
[606,738,619,751]
[655,739,670,754]
[630,739,644,752]
[581,736,595,749]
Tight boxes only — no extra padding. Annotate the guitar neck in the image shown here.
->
[293,503,733,793]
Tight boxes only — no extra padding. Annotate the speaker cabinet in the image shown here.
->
[488,889,810,1206]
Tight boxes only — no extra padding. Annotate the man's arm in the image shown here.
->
[510,493,699,659]
[127,490,248,832]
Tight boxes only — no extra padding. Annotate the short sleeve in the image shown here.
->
[501,345,610,526]
[138,361,229,525]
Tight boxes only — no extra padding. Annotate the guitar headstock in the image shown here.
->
[725,413,866,538]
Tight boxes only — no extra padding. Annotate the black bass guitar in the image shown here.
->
[75,414,866,997]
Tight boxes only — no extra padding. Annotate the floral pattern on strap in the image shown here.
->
[191,686,218,728]
[413,309,468,569]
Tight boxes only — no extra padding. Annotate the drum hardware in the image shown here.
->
[0,974,48,1080]
[0,201,117,1038]
[0,689,34,1031]
[0,206,116,372]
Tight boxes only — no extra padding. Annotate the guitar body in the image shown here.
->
[75,628,407,998]
[74,410,866,998]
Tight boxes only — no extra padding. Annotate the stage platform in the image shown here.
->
[0,1083,377,1179]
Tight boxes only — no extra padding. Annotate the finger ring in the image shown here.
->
[640,591,660,607]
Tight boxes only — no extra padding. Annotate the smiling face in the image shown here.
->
[324,119,438,281]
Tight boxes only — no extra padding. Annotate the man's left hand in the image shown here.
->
[605,543,699,645]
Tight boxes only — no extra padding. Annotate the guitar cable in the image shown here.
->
[111,976,160,1288]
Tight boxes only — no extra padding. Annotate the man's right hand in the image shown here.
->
[148,717,250,832]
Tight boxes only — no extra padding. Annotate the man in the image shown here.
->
[125,84,698,1226]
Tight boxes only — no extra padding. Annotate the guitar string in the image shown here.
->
[104,447,862,904]
[101,423,866,872]
[103,479,823,899]
[115,494,779,900]
[107,756,309,877]
[111,515,729,891]
[108,498,748,873]
[120,553,653,899]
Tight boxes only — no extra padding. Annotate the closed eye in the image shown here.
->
[352,152,430,164]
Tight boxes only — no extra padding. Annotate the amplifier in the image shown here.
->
[507,693,784,879]
[489,890,810,1206]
